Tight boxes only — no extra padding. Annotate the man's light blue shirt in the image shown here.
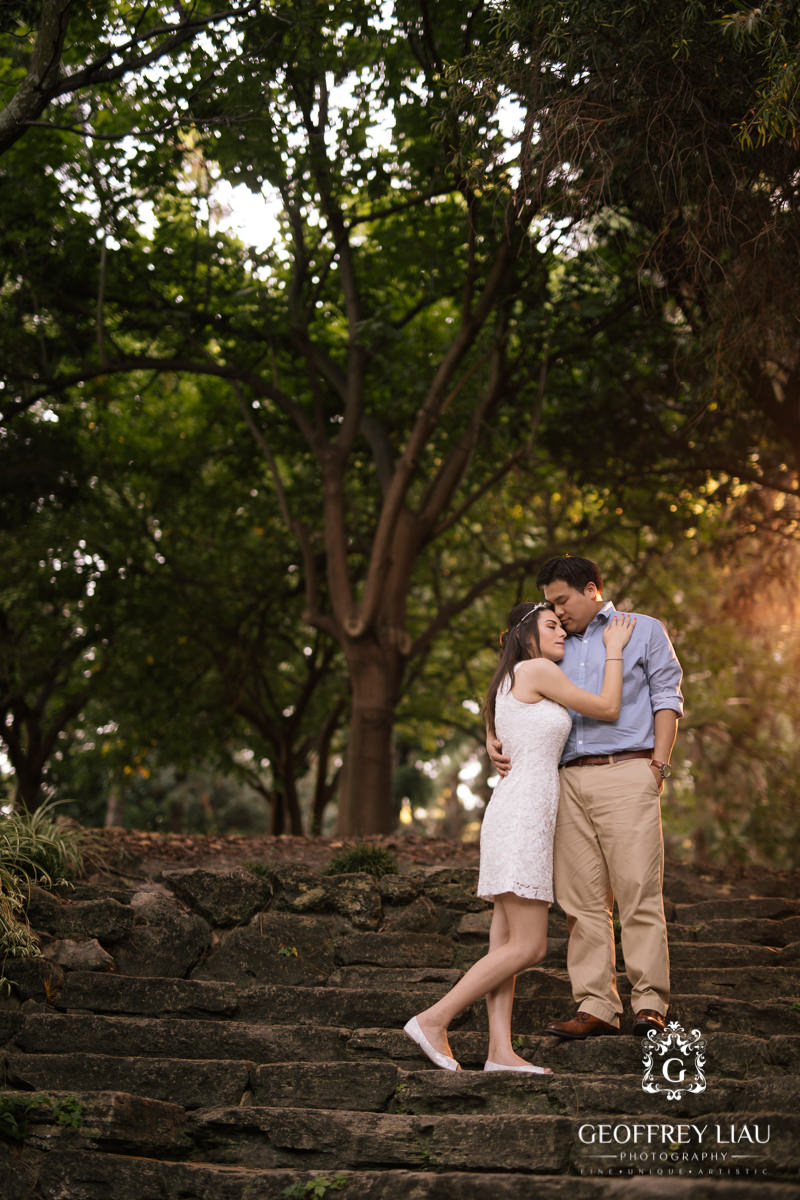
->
[560,601,684,764]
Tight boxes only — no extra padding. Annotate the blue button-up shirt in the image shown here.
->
[560,601,684,764]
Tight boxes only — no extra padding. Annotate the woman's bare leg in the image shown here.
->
[413,893,548,1058]
[485,897,549,1066]
[485,901,515,1060]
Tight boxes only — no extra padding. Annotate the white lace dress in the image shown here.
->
[477,677,572,903]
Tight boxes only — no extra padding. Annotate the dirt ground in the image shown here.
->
[86,827,800,899]
[87,828,481,878]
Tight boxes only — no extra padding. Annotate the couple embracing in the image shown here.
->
[405,554,683,1074]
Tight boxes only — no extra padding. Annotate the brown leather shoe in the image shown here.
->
[633,1009,666,1036]
[544,1011,619,1039]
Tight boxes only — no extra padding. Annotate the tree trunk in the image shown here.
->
[11,765,44,813]
[104,786,125,827]
[337,639,404,836]
[310,704,343,836]
[270,791,286,835]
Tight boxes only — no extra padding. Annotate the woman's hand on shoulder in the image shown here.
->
[603,613,636,652]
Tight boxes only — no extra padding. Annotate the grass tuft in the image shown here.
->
[0,801,89,965]
[324,843,398,879]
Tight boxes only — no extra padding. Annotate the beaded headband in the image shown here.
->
[499,602,553,645]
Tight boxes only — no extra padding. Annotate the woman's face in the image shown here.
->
[535,610,566,661]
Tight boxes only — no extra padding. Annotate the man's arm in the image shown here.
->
[486,729,511,777]
[642,617,682,791]
[650,709,678,791]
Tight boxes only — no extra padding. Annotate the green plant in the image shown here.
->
[277,945,298,958]
[281,1175,347,1199]
[0,800,89,970]
[54,1095,83,1130]
[245,862,270,878]
[324,844,398,879]
[511,1036,524,1053]
[0,1095,45,1142]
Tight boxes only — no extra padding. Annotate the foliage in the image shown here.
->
[0,1,798,854]
[628,491,800,869]
[477,0,800,476]
[54,1094,84,1130]
[0,800,87,960]
[324,844,398,879]
[0,1094,44,1142]
[0,1093,83,1142]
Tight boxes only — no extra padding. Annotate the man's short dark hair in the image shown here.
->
[536,555,603,593]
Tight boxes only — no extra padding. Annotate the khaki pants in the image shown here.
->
[554,758,669,1026]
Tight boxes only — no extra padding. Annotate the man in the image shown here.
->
[487,555,683,1038]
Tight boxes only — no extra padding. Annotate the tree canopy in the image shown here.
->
[1,0,798,861]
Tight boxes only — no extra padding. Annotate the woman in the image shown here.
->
[404,601,635,1073]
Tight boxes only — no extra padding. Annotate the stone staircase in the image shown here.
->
[1,847,799,1199]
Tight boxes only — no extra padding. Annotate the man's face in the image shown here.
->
[542,578,601,635]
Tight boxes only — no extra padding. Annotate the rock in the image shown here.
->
[112,889,212,978]
[193,911,341,986]
[381,895,440,933]
[43,938,114,972]
[378,874,424,905]
[4,1050,253,1109]
[56,971,238,1018]
[27,889,134,942]
[161,868,273,927]
[272,867,383,930]
[0,958,65,1005]
[420,868,484,913]
[454,910,492,938]
[251,1061,400,1111]
[335,931,455,968]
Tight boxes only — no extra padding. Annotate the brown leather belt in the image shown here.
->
[562,750,652,768]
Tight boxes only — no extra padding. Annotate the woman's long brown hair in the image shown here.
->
[483,602,554,736]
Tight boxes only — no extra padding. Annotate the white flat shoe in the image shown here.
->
[404,1016,461,1071]
[484,1060,552,1074]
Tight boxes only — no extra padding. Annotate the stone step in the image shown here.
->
[248,1063,800,1119]
[43,972,800,1035]
[674,899,800,923]
[10,1154,800,1200]
[351,1028,800,1079]
[453,939,790,974]
[2,1051,253,1110]
[1,964,240,1016]
[665,942,785,968]
[182,1106,799,1175]
[321,963,799,1001]
[0,1089,187,1158]
[234,984,800,1038]
[668,918,800,948]
[10,1088,797,1175]
[8,1012,798,1078]
[3,1090,799,1183]
[327,966,464,990]
[4,1012,350,1064]
[6,1047,799,1120]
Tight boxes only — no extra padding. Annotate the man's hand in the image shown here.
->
[486,731,511,778]
[649,763,665,792]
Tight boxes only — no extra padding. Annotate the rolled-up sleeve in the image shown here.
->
[645,619,684,717]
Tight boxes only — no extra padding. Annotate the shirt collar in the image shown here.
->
[585,600,616,632]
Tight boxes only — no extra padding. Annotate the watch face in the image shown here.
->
[661,764,672,779]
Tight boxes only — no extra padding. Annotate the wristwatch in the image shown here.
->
[650,759,672,780]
